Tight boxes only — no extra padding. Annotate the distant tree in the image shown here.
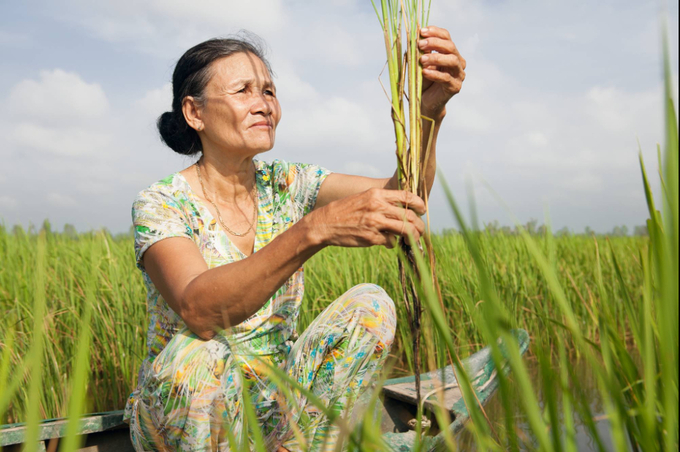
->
[610,225,629,237]
[41,219,52,235]
[500,225,514,236]
[525,218,538,235]
[27,223,37,236]
[556,226,572,237]
[63,223,78,239]
[537,224,548,236]
[633,225,649,237]
[584,226,595,236]
[12,224,25,238]
[484,220,500,235]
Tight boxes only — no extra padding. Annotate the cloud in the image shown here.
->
[62,0,287,56]
[306,23,365,68]
[586,86,655,132]
[1,69,116,159]
[0,30,31,47]
[7,69,109,124]
[268,60,392,158]
[279,96,386,153]
[47,193,77,207]
[0,195,17,209]
[342,161,383,177]
[134,83,172,123]
[149,0,285,30]
[270,61,318,102]
[11,123,112,157]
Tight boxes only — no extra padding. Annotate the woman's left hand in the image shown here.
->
[419,26,466,121]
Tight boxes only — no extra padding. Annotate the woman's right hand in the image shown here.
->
[308,188,427,249]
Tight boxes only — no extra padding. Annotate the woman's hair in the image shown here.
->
[158,33,272,156]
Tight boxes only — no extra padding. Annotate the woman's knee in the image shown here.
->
[343,283,389,300]
[343,283,396,342]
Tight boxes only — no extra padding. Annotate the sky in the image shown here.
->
[0,0,678,234]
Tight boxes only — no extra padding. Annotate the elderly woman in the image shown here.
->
[124,27,465,452]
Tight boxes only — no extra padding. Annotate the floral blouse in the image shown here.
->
[124,159,331,420]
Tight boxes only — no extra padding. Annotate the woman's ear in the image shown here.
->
[182,96,204,132]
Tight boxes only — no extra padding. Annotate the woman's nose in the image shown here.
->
[251,93,273,115]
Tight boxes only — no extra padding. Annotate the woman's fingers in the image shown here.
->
[373,201,426,237]
[422,68,464,95]
[417,25,466,118]
[356,189,427,248]
[421,52,466,74]
[317,188,427,249]
[420,26,463,58]
[420,25,451,41]
[380,218,424,243]
[380,231,398,249]
[377,189,427,216]
[382,203,424,230]
[418,36,459,58]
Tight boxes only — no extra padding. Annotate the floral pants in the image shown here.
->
[128,283,397,451]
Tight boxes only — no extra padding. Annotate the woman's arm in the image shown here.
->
[143,188,426,340]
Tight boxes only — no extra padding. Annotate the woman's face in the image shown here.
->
[195,52,281,157]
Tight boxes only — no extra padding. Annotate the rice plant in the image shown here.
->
[371,0,439,415]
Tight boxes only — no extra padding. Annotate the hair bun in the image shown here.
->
[157,111,201,156]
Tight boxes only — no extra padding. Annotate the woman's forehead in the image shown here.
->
[210,53,272,86]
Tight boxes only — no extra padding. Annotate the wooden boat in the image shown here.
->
[1,330,529,451]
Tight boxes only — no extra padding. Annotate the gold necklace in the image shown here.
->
[195,162,258,237]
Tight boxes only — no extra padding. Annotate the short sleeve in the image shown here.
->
[287,162,332,217]
[132,188,193,270]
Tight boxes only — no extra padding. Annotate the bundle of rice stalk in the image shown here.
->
[371,0,440,414]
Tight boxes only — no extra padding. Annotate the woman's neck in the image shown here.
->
[197,151,256,203]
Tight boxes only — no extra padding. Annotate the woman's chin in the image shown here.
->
[253,146,273,156]
[251,138,276,153]
[239,144,274,158]
[209,138,275,158]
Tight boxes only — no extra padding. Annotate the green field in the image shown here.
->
[1,168,677,451]
[1,157,677,452]
[0,229,645,423]
[0,229,663,444]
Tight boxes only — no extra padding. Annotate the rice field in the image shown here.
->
[1,155,677,450]
[0,229,658,434]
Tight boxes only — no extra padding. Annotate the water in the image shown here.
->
[455,357,627,451]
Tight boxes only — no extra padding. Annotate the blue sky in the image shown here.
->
[0,0,678,234]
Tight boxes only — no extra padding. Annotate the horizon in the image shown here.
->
[1,215,650,237]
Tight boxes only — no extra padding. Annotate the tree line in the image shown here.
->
[441,219,649,237]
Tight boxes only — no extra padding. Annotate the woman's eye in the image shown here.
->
[265,90,275,97]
